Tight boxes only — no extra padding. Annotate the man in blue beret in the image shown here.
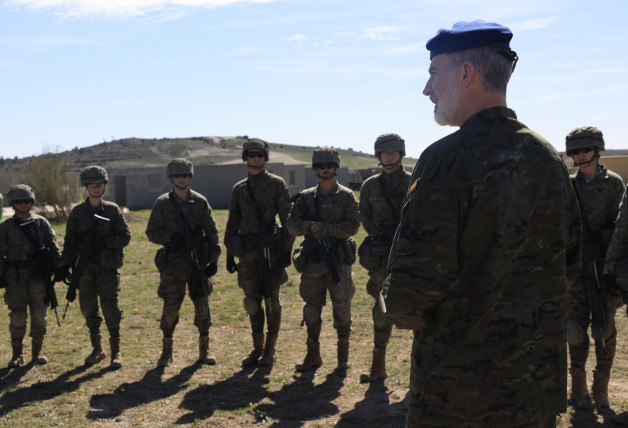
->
[382,20,582,427]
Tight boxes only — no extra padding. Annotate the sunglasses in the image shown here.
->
[171,174,190,178]
[247,151,265,159]
[569,147,595,156]
[315,163,336,170]
[13,199,32,205]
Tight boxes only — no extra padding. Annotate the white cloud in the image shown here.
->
[388,43,422,55]
[6,0,281,19]
[363,26,399,41]
[287,34,307,44]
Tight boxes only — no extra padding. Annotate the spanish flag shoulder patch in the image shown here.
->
[409,179,418,194]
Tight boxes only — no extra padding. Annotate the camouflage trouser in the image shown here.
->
[237,259,286,334]
[3,267,47,341]
[79,262,122,338]
[367,266,394,350]
[300,263,355,340]
[568,274,617,374]
[158,258,212,338]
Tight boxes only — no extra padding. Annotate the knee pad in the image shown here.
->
[243,296,262,317]
[303,303,322,325]
[567,320,586,346]
[10,309,27,329]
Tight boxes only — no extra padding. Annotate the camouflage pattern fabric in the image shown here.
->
[606,188,628,265]
[287,182,360,339]
[383,107,582,427]
[360,167,411,349]
[569,165,624,374]
[146,189,220,337]
[1,213,61,340]
[224,170,293,333]
[62,198,130,336]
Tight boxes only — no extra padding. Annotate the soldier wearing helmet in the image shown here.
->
[1,184,61,368]
[224,138,293,367]
[61,165,131,369]
[357,134,412,383]
[287,148,360,372]
[565,127,625,411]
[146,158,221,367]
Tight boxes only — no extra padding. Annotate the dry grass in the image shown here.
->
[0,208,626,427]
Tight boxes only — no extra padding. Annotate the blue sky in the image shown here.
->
[1,0,627,159]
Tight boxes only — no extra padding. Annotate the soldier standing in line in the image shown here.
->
[565,127,625,410]
[287,148,360,373]
[357,134,411,383]
[146,159,221,367]
[1,185,61,367]
[61,166,130,369]
[224,138,293,367]
[382,21,582,427]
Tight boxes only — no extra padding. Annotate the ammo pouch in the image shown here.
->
[358,236,390,271]
[334,237,357,266]
[292,238,320,273]
[100,249,124,270]
[154,247,168,272]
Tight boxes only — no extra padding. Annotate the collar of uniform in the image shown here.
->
[382,166,406,181]
[84,197,105,213]
[461,106,517,128]
[575,165,608,182]
[172,189,197,204]
[248,169,268,181]
[314,181,340,197]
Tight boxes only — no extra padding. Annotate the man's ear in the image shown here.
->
[460,61,475,87]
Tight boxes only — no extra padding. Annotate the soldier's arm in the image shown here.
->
[60,208,80,265]
[359,181,373,235]
[286,196,313,237]
[146,198,175,245]
[105,206,131,250]
[42,218,62,261]
[0,222,8,275]
[606,189,628,265]
[224,186,242,245]
[277,180,296,249]
[201,202,221,262]
[325,192,361,238]
[566,185,583,285]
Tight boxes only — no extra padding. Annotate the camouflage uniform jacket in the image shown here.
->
[384,107,582,426]
[146,189,221,262]
[0,213,61,275]
[606,189,628,266]
[360,167,412,240]
[61,198,130,267]
[287,181,360,266]
[224,170,293,255]
[571,165,625,255]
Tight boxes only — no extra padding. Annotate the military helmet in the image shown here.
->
[167,158,194,178]
[7,184,35,205]
[566,126,605,155]
[312,148,341,168]
[80,165,109,186]
[374,133,406,156]
[241,138,270,161]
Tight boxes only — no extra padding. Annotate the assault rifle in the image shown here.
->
[572,182,609,346]
[18,219,61,326]
[290,192,348,303]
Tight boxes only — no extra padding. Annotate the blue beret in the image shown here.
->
[426,20,513,59]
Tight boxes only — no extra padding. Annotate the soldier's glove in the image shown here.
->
[309,222,329,240]
[226,254,238,274]
[601,274,621,298]
[278,250,292,268]
[0,276,6,289]
[169,231,186,250]
[204,262,218,278]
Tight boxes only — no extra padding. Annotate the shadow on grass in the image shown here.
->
[87,364,200,421]
[177,364,272,424]
[0,363,33,392]
[565,406,624,427]
[0,363,106,417]
[337,382,408,428]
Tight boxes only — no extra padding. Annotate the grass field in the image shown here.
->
[0,208,627,427]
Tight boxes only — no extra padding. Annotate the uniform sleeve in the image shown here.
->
[326,191,360,239]
[201,203,221,262]
[606,189,628,264]
[286,195,312,237]
[359,180,373,236]
[277,180,296,250]
[146,198,174,245]
[42,218,62,263]
[105,207,131,250]
[566,186,583,286]
[224,186,242,246]
[61,208,80,266]
[0,222,8,275]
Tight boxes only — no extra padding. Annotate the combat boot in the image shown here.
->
[109,337,122,369]
[615,411,628,425]
[85,334,106,366]
[31,337,48,365]
[8,340,24,368]
[335,338,351,372]
[258,333,278,366]
[592,369,610,409]
[241,332,264,366]
[295,338,322,372]
[197,335,216,365]
[360,348,387,383]
[157,338,174,367]
[570,367,593,410]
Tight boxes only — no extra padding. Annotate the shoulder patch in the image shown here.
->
[409,179,418,194]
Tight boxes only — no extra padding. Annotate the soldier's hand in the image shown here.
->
[601,274,621,298]
[309,222,329,240]
[226,254,238,274]
[204,262,218,277]
[169,231,186,250]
